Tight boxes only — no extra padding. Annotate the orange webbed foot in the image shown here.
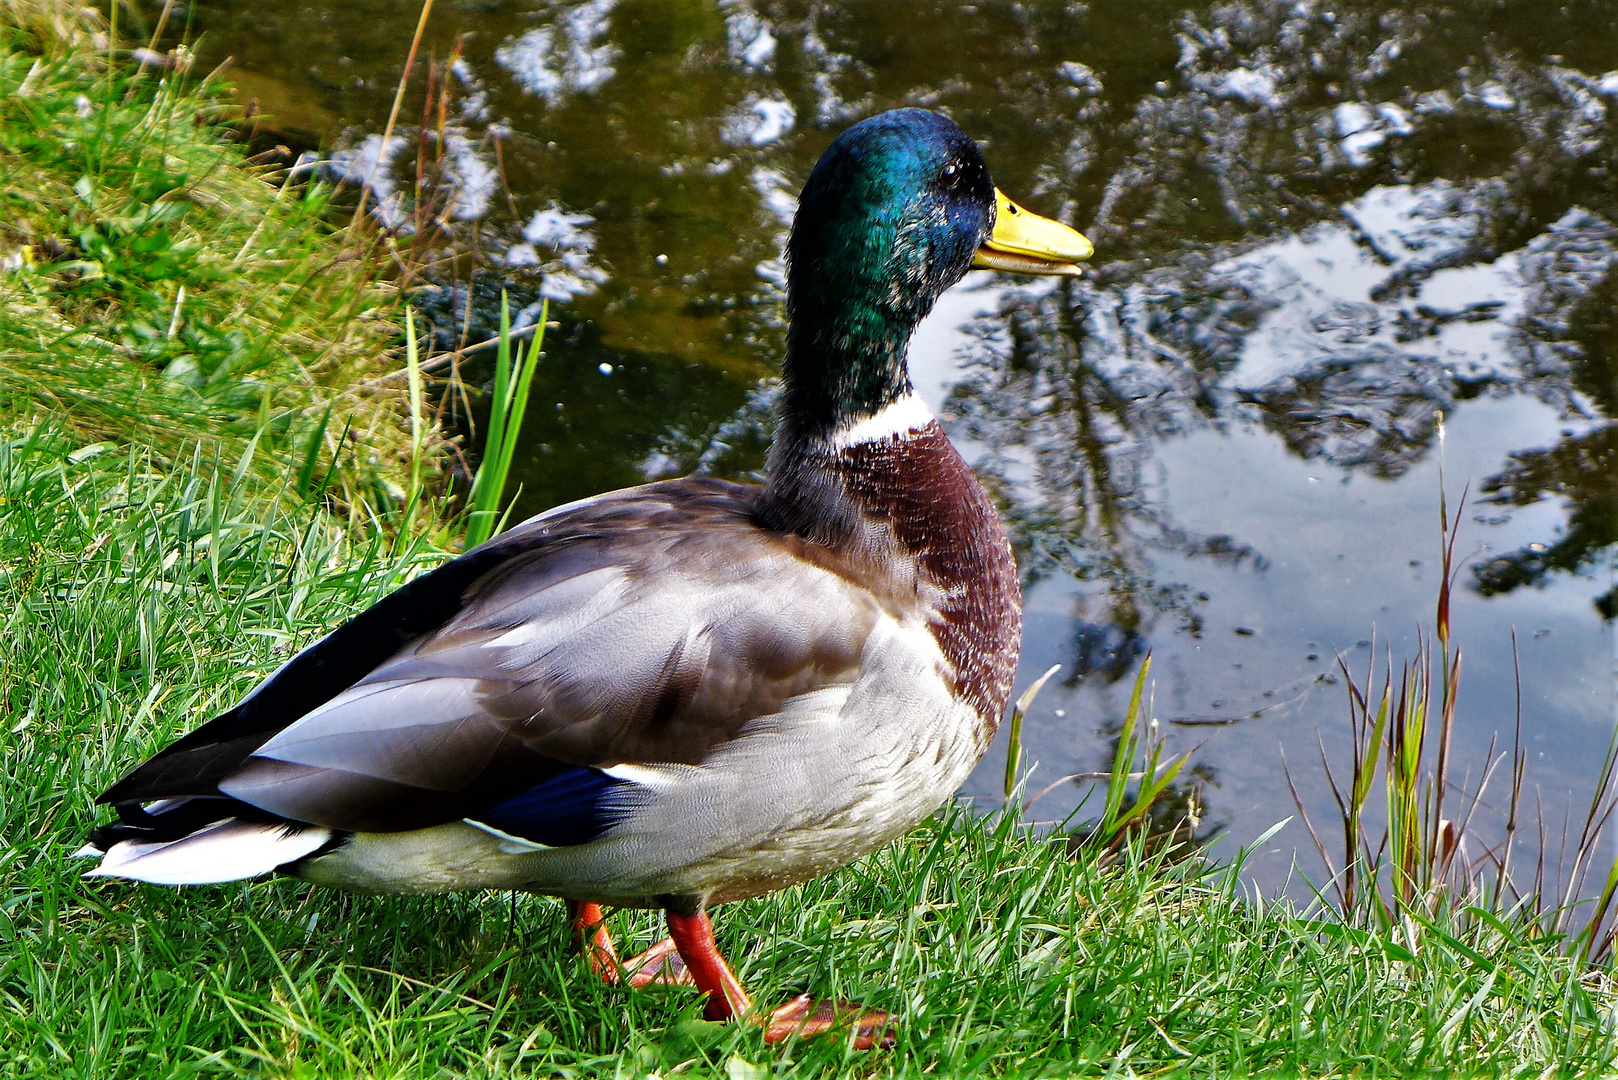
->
[664,907,893,1049]
[585,904,894,1048]
[761,993,896,1048]
[569,901,624,983]
[621,936,694,988]
[569,902,695,988]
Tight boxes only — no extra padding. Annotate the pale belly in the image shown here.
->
[294,628,989,906]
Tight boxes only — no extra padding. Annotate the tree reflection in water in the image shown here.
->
[937,0,1618,632]
[1477,269,1618,620]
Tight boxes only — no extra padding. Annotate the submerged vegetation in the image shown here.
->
[3,2,1618,1077]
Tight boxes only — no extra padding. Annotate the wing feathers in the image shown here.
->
[468,765,637,847]
[98,538,533,806]
[250,680,508,788]
[99,477,901,843]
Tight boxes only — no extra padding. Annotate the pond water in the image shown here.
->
[147,0,1618,894]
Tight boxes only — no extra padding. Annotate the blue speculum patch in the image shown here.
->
[471,765,636,848]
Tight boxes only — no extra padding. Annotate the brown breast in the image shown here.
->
[759,421,1023,734]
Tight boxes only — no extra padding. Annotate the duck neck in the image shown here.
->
[762,303,921,542]
[760,388,934,538]
[777,290,919,440]
[762,237,955,539]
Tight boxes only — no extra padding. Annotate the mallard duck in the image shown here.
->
[81,108,1092,1046]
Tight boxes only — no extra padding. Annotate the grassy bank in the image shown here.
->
[0,0,430,527]
[3,4,1618,1079]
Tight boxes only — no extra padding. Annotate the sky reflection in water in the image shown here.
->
[160,0,1618,892]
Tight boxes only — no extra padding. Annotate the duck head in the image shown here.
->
[783,108,1092,438]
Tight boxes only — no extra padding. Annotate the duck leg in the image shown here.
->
[664,907,895,1048]
[569,901,620,980]
[567,901,691,987]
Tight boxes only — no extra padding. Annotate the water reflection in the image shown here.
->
[1477,268,1618,621]
[147,0,1618,888]
[415,275,767,509]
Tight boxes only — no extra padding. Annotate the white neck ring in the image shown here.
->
[824,393,937,449]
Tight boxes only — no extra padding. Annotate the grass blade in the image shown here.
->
[296,402,335,498]
[464,296,545,549]
[1004,662,1061,798]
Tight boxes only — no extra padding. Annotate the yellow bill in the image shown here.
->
[972,189,1094,276]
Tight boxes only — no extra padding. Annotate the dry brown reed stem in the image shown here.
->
[354,0,437,229]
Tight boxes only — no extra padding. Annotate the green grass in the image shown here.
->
[0,0,433,528]
[2,426,1615,1079]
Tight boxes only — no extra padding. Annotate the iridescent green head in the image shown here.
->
[782,109,1091,438]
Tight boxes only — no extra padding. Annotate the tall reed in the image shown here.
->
[462,295,545,549]
[1291,416,1618,967]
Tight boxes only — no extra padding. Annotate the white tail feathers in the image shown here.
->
[83,818,332,885]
